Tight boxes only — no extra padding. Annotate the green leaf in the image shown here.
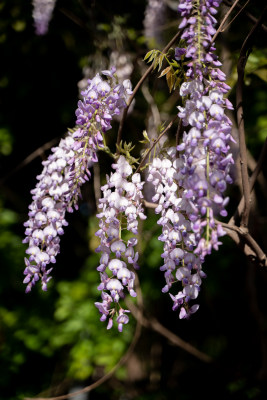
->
[158,66,171,78]
[159,122,167,132]
[144,49,155,61]
[166,69,175,92]
[140,162,150,171]
[252,68,267,82]
[174,77,182,90]
[170,59,180,68]
[148,50,159,64]
[152,55,159,70]
[139,130,150,144]
[157,53,165,71]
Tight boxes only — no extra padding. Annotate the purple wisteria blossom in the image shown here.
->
[143,0,167,47]
[176,0,234,261]
[32,0,57,35]
[148,0,234,318]
[95,156,146,331]
[23,69,132,293]
[147,149,206,318]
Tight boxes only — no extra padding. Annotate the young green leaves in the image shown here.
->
[144,49,184,92]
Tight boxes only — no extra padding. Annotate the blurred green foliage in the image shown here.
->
[0,128,13,156]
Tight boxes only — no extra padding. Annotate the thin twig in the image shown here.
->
[212,0,242,43]
[246,260,267,379]
[143,195,267,268]
[236,5,267,228]
[24,307,142,400]
[24,222,146,400]
[116,30,183,148]
[142,199,157,209]
[142,196,267,267]
[0,137,59,186]
[141,84,161,129]
[175,117,183,158]
[58,7,91,34]
[242,233,267,267]
[128,240,211,363]
[236,58,250,229]
[217,221,267,268]
[135,115,178,174]
[175,117,183,147]
[223,0,267,33]
[219,0,251,33]
[125,299,212,363]
[229,138,267,225]
[247,150,267,202]
[93,161,102,206]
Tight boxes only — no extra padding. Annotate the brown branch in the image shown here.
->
[223,0,267,33]
[243,233,267,267]
[236,58,250,229]
[25,311,142,400]
[175,117,183,148]
[212,0,242,43]
[128,269,211,365]
[25,274,144,400]
[116,30,183,148]
[229,137,267,225]
[247,149,267,202]
[148,316,212,362]
[135,115,178,174]
[142,193,267,269]
[93,161,101,206]
[218,221,267,268]
[0,137,59,186]
[142,193,267,267]
[246,260,267,380]
[58,7,91,34]
[25,243,146,400]
[236,6,267,228]
[141,82,161,129]
[125,299,212,363]
[219,0,251,34]
[144,193,267,267]
[142,199,158,209]
[175,117,183,158]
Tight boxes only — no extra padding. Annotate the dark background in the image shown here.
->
[0,0,267,399]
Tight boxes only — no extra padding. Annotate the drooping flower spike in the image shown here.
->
[149,0,235,318]
[23,69,132,293]
[32,0,57,35]
[23,0,236,329]
[147,148,206,319]
[176,0,234,259]
[95,155,146,331]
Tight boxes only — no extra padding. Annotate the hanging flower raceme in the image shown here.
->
[23,69,132,293]
[32,0,57,35]
[95,156,146,331]
[143,0,167,47]
[147,148,206,318]
[147,0,235,318]
[175,0,235,261]
[24,0,236,329]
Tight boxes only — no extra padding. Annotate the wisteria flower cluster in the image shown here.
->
[95,156,146,331]
[147,149,206,318]
[23,70,132,293]
[143,0,167,47]
[146,0,234,318]
[24,0,235,330]
[32,0,57,35]
[176,0,234,257]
